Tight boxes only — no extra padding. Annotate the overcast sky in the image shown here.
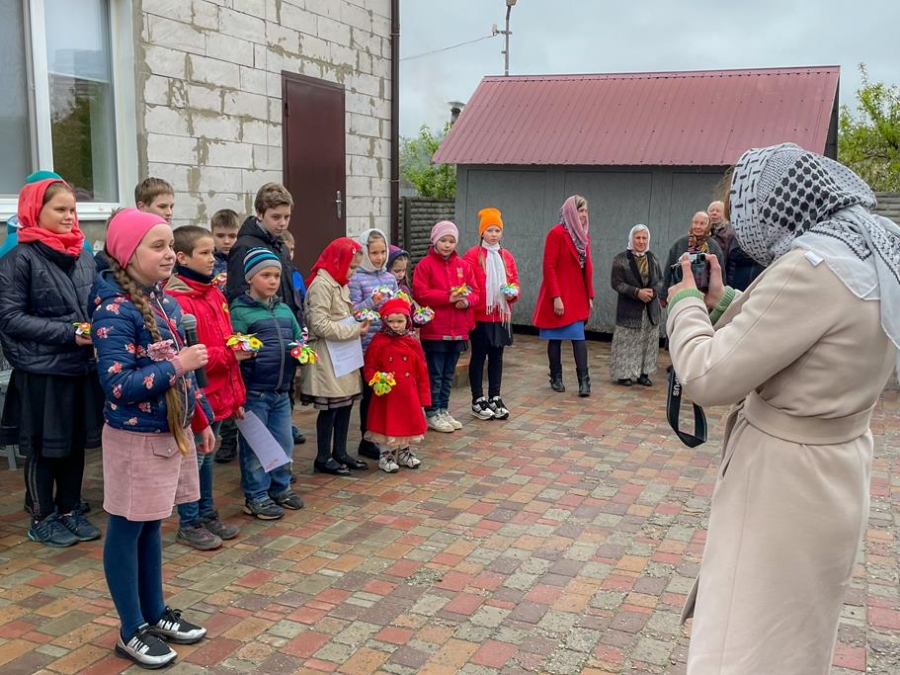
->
[398,0,900,137]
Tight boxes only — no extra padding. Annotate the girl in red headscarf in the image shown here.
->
[363,296,431,472]
[0,178,104,548]
[300,238,371,475]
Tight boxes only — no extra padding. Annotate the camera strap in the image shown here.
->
[666,365,707,447]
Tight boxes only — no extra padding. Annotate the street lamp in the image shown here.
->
[502,0,517,76]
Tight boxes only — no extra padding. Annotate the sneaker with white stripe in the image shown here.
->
[115,624,177,669]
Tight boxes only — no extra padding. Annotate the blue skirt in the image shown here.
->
[539,321,585,341]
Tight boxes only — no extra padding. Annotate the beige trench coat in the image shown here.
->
[667,249,896,675]
[300,270,363,400]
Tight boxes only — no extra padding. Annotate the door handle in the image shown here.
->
[335,190,342,220]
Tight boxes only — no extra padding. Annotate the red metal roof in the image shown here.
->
[433,66,840,166]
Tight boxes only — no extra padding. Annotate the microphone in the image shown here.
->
[180,313,208,388]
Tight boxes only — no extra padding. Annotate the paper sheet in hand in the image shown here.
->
[235,411,291,471]
[325,317,364,378]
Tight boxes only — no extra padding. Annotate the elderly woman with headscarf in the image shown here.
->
[660,211,724,306]
[609,225,663,386]
[665,143,900,675]
[532,195,595,397]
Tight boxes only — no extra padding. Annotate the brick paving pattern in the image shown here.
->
[0,335,898,674]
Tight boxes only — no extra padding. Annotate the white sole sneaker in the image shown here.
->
[442,412,463,430]
[427,415,454,433]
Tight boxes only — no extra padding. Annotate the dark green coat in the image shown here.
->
[610,250,663,329]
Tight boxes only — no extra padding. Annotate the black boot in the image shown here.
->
[549,371,565,392]
[577,369,591,397]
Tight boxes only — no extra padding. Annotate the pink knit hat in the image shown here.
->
[106,208,169,267]
[430,220,458,245]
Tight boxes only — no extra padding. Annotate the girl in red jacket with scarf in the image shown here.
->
[364,297,431,472]
[532,195,595,397]
[463,207,519,421]
[412,221,479,433]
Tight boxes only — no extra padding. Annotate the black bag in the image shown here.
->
[666,365,707,447]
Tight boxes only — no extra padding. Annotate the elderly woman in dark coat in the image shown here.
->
[609,224,663,386]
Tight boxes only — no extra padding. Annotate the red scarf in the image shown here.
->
[17,179,85,257]
[306,237,362,288]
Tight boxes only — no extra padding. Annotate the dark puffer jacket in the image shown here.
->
[229,294,303,394]
[0,242,96,375]
[91,270,212,434]
[225,216,304,326]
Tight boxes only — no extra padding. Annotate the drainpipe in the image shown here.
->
[389,0,400,244]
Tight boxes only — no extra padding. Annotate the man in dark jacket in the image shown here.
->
[226,183,306,445]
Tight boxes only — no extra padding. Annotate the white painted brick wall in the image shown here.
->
[138,0,393,236]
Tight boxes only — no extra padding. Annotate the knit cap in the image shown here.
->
[105,208,168,268]
[478,207,503,237]
[243,247,282,282]
[379,296,412,322]
[430,220,458,245]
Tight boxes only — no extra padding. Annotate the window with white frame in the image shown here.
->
[1,0,136,219]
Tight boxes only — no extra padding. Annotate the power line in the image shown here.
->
[400,33,497,62]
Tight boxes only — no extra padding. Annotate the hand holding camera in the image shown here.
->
[667,253,725,307]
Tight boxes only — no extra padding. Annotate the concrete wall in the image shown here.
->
[136,0,392,236]
[454,164,725,333]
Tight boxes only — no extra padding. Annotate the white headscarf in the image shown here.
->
[357,228,388,273]
[626,224,650,257]
[731,142,900,373]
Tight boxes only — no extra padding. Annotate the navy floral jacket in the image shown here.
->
[91,270,213,434]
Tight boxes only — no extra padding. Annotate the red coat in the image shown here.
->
[412,248,479,340]
[166,274,246,421]
[364,331,431,437]
[462,246,520,323]
[532,224,595,329]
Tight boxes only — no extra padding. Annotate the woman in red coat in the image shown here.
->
[532,195,595,396]
[463,207,519,421]
[363,297,432,473]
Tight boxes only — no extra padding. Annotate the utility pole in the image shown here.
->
[500,0,517,76]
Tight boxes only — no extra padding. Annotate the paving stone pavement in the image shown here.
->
[0,335,898,674]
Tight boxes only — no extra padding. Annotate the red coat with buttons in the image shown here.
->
[363,331,431,437]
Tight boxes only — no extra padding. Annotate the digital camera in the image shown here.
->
[671,252,710,292]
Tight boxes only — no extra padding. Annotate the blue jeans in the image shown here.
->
[423,345,461,416]
[103,516,165,639]
[177,421,222,527]
[239,391,293,503]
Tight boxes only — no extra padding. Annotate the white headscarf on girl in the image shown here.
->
[731,142,900,374]
[627,224,650,257]
[357,228,388,273]
[482,238,511,324]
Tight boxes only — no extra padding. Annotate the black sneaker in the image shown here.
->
[79,498,91,514]
[358,439,380,459]
[149,607,206,645]
[200,513,240,540]
[292,426,306,444]
[176,524,222,551]
[488,396,510,420]
[115,623,177,669]
[272,490,304,510]
[242,497,284,520]
[214,443,236,463]
[28,513,78,548]
[60,509,102,542]
[471,397,496,420]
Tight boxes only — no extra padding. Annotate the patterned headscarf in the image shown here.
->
[731,142,900,372]
[559,195,589,267]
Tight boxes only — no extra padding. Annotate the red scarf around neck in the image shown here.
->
[17,179,86,257]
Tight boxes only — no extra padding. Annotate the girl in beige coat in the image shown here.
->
[300,238,370,476]
[666,143,900,675]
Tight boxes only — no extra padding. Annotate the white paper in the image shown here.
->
[325,316,364,378]
[235,411,291,471]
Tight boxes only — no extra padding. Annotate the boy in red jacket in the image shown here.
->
[412,221,479,433]
[167,226,249,550]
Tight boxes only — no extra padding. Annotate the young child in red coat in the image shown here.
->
[363,297,431,473]
[463,207,519,421]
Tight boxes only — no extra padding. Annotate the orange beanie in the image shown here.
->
[478,207,503,237]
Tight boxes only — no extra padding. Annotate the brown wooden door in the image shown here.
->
[282,72,346,276]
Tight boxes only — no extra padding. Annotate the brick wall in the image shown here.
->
[137,0,392,236]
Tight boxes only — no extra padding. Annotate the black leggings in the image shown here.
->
[25,448,85,520]
[547,339,588,375]
[469,330,504,400]
[315,405,352,462]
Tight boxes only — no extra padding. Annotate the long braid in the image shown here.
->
[108,256,191,455]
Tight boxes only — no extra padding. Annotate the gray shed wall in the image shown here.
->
[455,165,726,333]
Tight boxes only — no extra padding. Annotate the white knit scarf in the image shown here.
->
[482,242,510,322]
